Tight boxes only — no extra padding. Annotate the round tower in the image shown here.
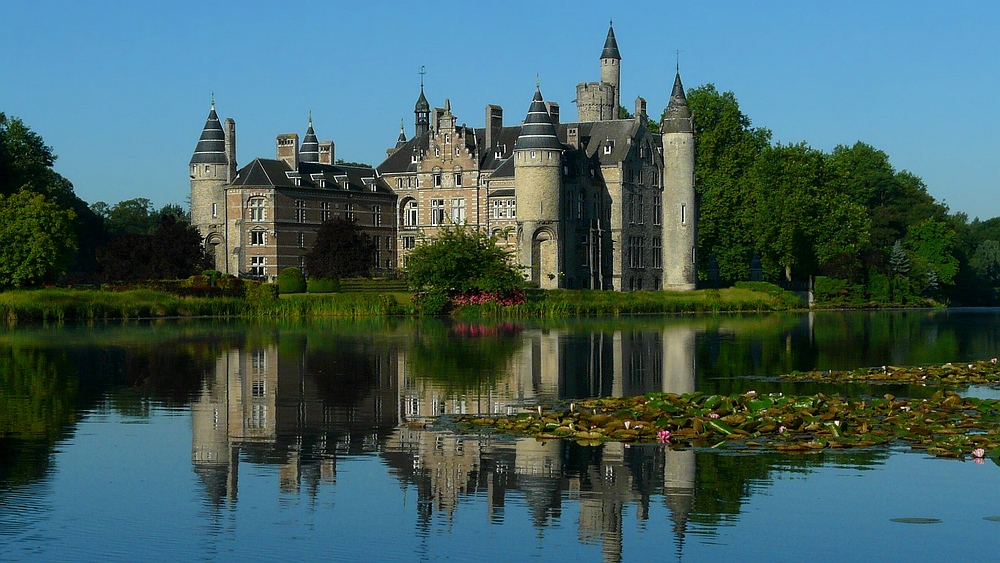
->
[600,22,622,116]
[661,72,697,291]
[514,87,564,289]
[300,113,319,163]
[190,97,232,272]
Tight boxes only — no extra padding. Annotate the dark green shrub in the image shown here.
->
[202,269,222,286]
[867,274,891,303]
[245,281,278,302]
[216,276,244,297]
[307,277,340,293]
[412,290,449,315]
[277,268,306,294]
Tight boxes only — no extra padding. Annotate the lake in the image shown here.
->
[3,310,1000,561]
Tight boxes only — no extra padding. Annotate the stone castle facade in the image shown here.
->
[190,24,696,290]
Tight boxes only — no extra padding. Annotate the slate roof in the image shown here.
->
[513,88,563,151]
[300,122,320,163]
[190,105,228,165]
[414,87,430,112]
[662,72,694,133]
[232,159,393,194]
[377,132,429,174]
[601,25,621,60]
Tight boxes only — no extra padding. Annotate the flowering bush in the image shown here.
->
[451,289,526,308]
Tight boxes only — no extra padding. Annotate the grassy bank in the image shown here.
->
[1,283,801,323]
[454,285,803,318]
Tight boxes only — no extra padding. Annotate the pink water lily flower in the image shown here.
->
[778,425,786,434]
[972,448,986,459]
[992,358,998,364]
[975,458,986,465]
[709,413,720,419]
[746,390,757,396]
[657,430,671,444]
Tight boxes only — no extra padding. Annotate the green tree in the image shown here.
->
[680,85,771,280]
[905,218,958,286]
[405,225,522,294]
[889,240,910,276]
[305,217,374,279]
[0,113,101,276]
[0,191,77,288]
[95,215,207,281]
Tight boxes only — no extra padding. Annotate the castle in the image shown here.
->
[190,23,696,291]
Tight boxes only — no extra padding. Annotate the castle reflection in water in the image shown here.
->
[191,324,702,561]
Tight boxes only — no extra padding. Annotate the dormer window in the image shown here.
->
[603,140,614,155]
[411,153,419,164]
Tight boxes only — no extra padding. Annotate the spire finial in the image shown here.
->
[308,109,313,126]
[418,65,426,89]
[610,18,613,27]
[400,118,404,131]
[536,73,540,89]
[675,49,682,73]
[211,92,215,109]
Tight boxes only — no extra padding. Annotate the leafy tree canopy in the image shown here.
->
[405,225,522,294]
[0,191,77,288]
[305,217,374,279]
[96,215,207,281]
[91,198,190,237]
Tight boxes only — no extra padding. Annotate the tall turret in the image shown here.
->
[600,21,622,114]
[414,86,430,138]
[190,96,232,272]
[300,113,319,164]
[661,72,697,291]
[514,86,565,289]
[575,22,620,122]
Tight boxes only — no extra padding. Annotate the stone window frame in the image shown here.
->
[248,198,266,222]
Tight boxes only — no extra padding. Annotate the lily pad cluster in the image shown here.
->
[779,360,1000,386]
[454,389,1000,459]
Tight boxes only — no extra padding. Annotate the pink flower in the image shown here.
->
[709,413,720,419]
[778,425,786,434]
[975,458,986,465]
[992,358,998,364]
[657,430,671,444]
[972,448,986,459]
[746,390,757,396]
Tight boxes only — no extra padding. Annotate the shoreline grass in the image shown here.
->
[0,284,802,323]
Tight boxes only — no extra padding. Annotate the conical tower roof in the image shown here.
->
[395,120,407,148]
[414,86,430,113]
[601,23,621,60]
[300,114,319,163]
[662,72,693,133]
[514,87,563,151]
[190,101,228,165]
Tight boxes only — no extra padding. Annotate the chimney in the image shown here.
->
[224,118,237,182]
[635,96,647,125]
[485,104,503,154]
[276,133,299,168]
[318,141,334,165]
[567,126,579,150]
[545,101,560,125]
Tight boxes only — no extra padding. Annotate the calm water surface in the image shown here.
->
[3,310,1000,561]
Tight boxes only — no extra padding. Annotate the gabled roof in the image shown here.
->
[490,156,515,178]
[232,159,393,194]
[377,132,429,174]
[475,125,521,171]
[190,105,228,165]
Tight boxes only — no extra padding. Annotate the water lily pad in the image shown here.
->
[890,518,942,524]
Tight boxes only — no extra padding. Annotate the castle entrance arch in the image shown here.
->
[532,228,558,289]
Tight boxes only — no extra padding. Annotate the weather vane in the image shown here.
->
[536,73,540,88]
[418,65,426,88]
[675,49,684,73]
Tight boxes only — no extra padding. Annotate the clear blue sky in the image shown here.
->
[2,1,997,218]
